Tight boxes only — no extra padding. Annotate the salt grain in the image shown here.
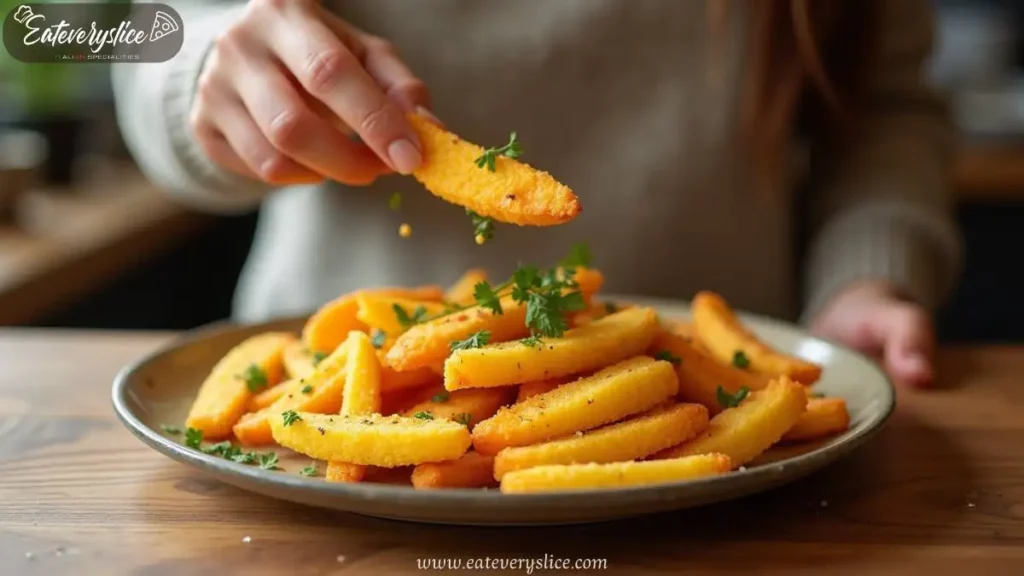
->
[738,466,747,472]
[967,503,976,508]
[820,500,828,507]
[337,555,347,563]
[242,536,252,543]
[54,547,65,557]
[24,552,34,561]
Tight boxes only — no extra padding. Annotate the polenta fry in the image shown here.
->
[782,397,850,442]
[471,356,679,455]
[326,332,383,483]
[446,268,488,306]
[407,113,581,226]
[493,403,709,479]
[445,307,659,390]
[186,332,294,439]
[401,387,516,430]
[411,452,497,489]
[282,340,317,380]
[516,377,570,402]
[649,330,770,414]
[269,412,471,466]
[233,339,351,446]
[499,454,732,493]
[246,377,298,412]
[653,377,807,467]
[355,294,447,336]
[691,292,822,384]
[302,285,444,354]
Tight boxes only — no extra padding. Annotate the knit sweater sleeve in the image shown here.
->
[801,0,963,321]
[111,1,274,214]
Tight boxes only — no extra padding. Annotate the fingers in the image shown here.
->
[265,5,424,174]
[879,305,935,388]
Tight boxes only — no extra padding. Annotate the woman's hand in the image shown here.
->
[810,282,935,388]
[190,0,431,186]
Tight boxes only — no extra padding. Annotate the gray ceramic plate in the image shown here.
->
[112,296,895,526]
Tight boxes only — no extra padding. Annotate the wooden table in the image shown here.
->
[1,332,1022,575]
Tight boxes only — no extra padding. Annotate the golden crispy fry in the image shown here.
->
[493,403,708,479]
[387,268,604,373]
[649,331,770,414]
[691,292,822,384]
[302,286,443,354]
[233,339,351,446]
[445,307,659,390]
[516,377,570,402]
[401,386,516,430]
[653,377,807,466]
[783,397,850,442]
[446,268,488,306]
[411,452,497,489]
[381,382,446,416]
[355,294,447,336]
[499,454,731,493]
[246,377,298,412]
[326,332,384,482]
[186,332,294,439]
[269,412,471,466]
[471,356,679,455]
[376,340,440,393]
[407,113,581,226]
[282,340,317,380]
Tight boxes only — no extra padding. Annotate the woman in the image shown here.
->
[113,0,960,387]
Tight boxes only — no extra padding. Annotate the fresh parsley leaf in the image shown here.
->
[520,335,543,348]
[732,350,750,369]
[202,441,233,456]
[161,424,182,435]
[453,413,473,427]
[560,243,593,269]
[393,303,428,328]
[311,351,328,366]
[232,452,259,465]
[653,350,682,366]
[525,290,584,338]
[301,384,313,394]
[716,386,751,409]
[431,391,450,403]
[449,330,491,352]
[809,391,825,399]
[473,281,503,315]
[413,411,434,420]
[388,192,402,211]
[258,452,280,471]
[300,463,318,477]
[281,410,302,427]
[473,131,523,172]
[466,209,495,243]
[185,427,203,449]
[511,266,541,302]
[370,330,387,349]
[241,364,268,392]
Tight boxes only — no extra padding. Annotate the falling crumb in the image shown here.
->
[738,466,747,472]
[336,555,347,564]
[399,223,412,238]
[24,552,34,561]
[574,431,584,437]
[820,500,828,508]
[474,233,486,245]
[54,547,65,557]
[242,536,252,544]
[967,502,976,508]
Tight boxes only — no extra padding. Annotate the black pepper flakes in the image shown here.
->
[316,426,326,435]
[587,399,594,405]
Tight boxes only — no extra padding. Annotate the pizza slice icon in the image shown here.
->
[149,10,180,41]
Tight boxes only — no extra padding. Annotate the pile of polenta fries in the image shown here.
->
[180,264,850,494]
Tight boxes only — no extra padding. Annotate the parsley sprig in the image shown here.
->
[732,350,750,369]
[393,303,428,329]
[450,330,491,351]
[474,131,522,172]
[240,364,268,392]
[467,209,495,245]
[653,350,682,366]
[716,386,750,409]
[281,410,302,426]
[311,351,328,366]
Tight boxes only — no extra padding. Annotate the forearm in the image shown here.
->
[111,1,273,214]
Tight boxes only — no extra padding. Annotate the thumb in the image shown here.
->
[877,305,935,388]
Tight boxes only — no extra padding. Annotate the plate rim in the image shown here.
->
[111,296,896,513]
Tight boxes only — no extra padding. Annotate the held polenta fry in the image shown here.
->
[782,397,850,442]
[649,331,770,414]
[493,403,709,479]
[445,307,659,390]
[691,292,822,384]
[269,412,471,466]
[653,377,807,467]
[471,356,679,455]
[407,113,581,226]
[186,332,294,439]
[499,454,732,494]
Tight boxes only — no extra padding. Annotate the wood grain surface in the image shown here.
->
[1,330,1022,575]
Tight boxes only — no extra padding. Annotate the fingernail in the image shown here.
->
[388,138,422,174]
[415,105,444,127]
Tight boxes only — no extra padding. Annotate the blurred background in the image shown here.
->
[0,0,1023,340]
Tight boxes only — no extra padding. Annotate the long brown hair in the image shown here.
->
[718,0,882,190]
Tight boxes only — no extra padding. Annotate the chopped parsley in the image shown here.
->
[185,427,203,449]
[201,441,233,456]
[449,330,491,352]
[311,351,328,366]
[241,364,268,392]
[388,192,402,211]
[466,209,495,244]
[301,384,314,394]
[281,410,302,427]
[453,413,473,427]
[473,131,522,172]
[431,391,450,403]
[413,411,434,420]
[653,350,682,366]
[300,463,318,477]
[520,335,543,348]
[258,452,281,471]
[370,330,387,349]
[160,424,182,435]
[716,386,750,409]
[472,281,503,315]
[393,303,428,328]
[732,350,750,369]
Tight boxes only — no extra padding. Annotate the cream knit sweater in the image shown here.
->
[112,0,961,323]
